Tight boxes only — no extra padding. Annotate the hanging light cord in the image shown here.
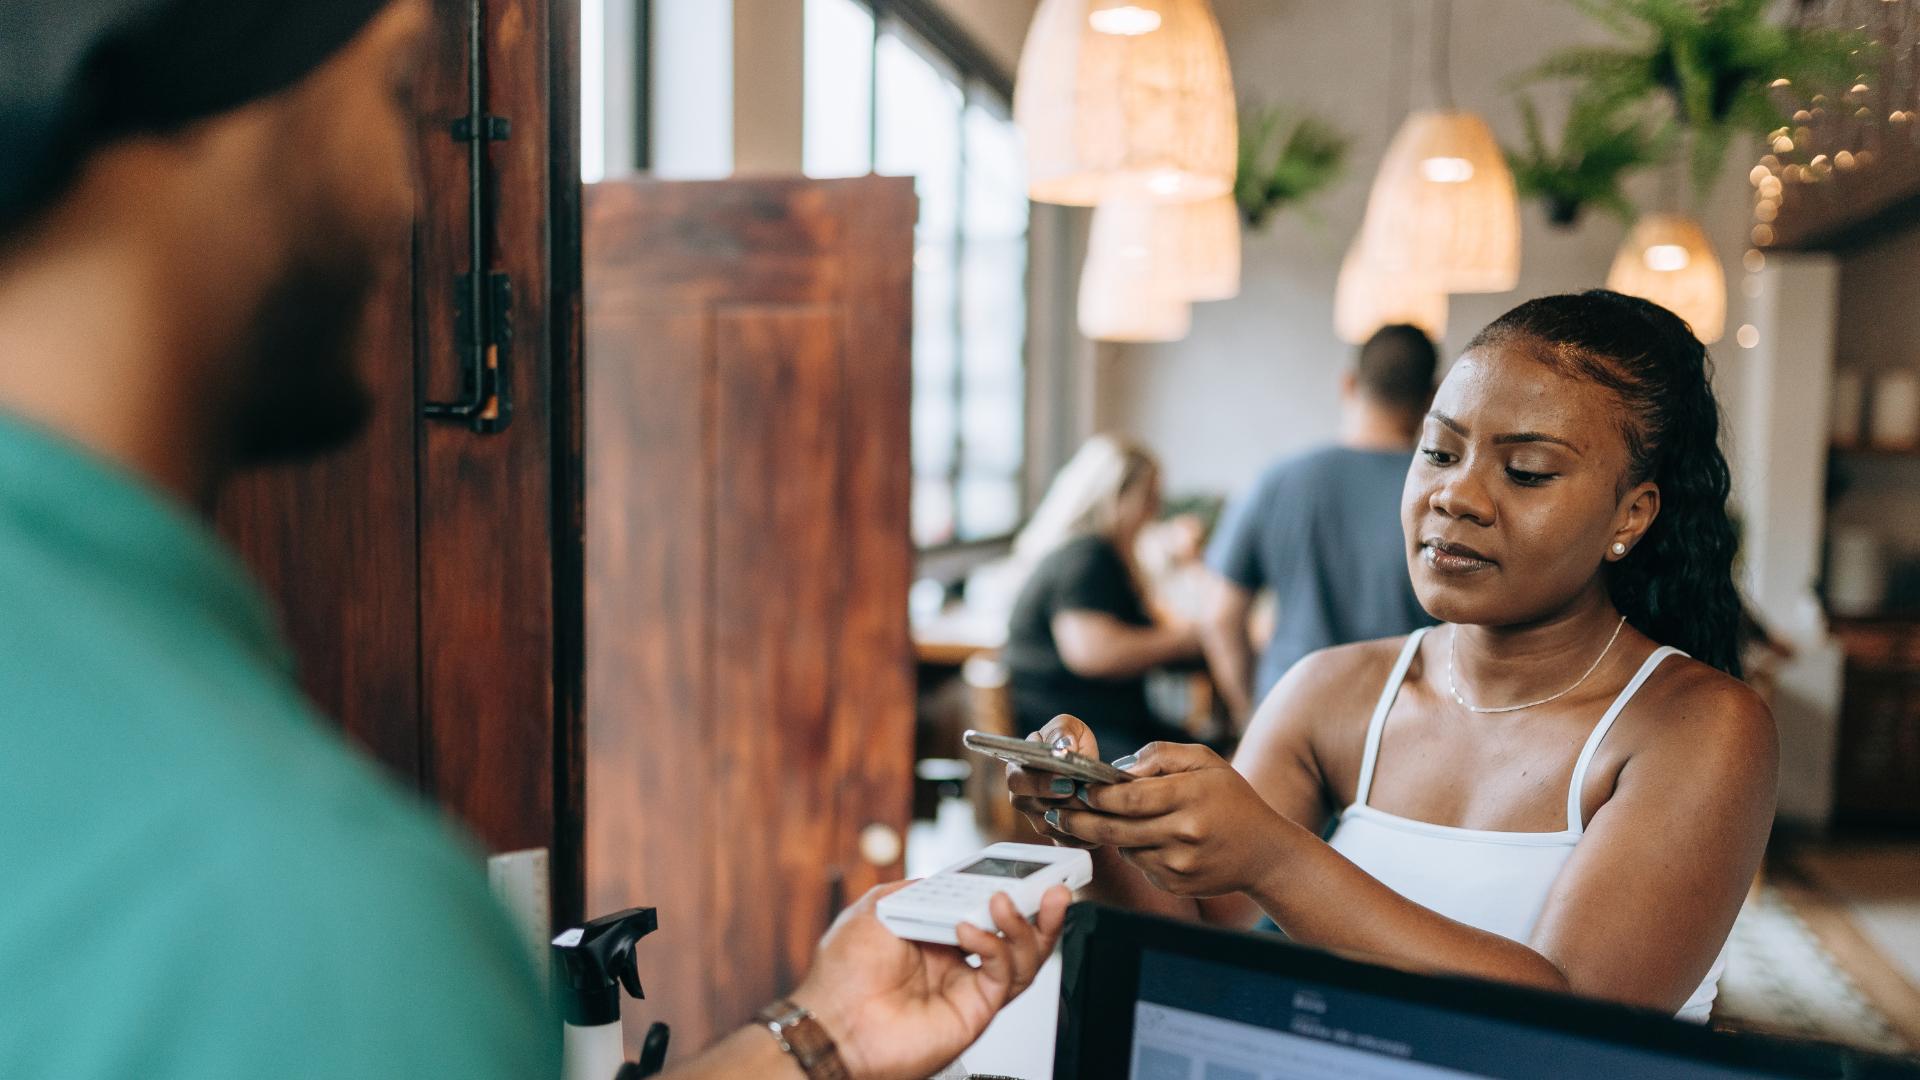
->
[1388,2,1412,129]
[1432,0,1456,110]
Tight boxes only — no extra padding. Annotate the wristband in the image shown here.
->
[756,999,851,1080]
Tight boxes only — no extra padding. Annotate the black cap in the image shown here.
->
[0,0,391,232]
[551,907,659,1027]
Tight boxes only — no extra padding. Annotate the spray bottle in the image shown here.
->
[552,906,670,1080]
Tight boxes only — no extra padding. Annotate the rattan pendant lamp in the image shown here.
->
[1333,3,1451,343]
[1605,210,1726,344]
[1355,0,1520,293]
[1334,236,1449,345]
[1015,0,1238,206]
[1179,192,1241,301]
[1078,197,1194,341]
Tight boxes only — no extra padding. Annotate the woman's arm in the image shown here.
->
[1009,647,1367,930]
[1051,609,1199,679]
[1051,667,1778,1011]
[1197,574,1258,723]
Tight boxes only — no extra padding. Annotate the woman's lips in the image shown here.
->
[1421,539,1497,575]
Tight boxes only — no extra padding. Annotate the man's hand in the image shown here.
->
[1045,741,1289,898]
[790,880,1072,1080]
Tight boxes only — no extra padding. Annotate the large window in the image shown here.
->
[804,0,1030,548]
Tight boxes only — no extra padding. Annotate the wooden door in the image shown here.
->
[583,175,917,1054]
[216,0,575,906]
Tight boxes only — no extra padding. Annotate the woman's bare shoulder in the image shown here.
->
[1257,634,1423,732]
[1628,655,1777,781]
[1236,635,1423,805]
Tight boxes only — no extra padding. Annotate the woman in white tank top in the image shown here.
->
[1010,292,1777,1024]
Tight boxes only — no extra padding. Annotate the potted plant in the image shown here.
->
[1506,92,1669,227]
[1524,0,1864,197]
[1234,106,1350,232]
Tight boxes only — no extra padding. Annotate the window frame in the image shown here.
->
[827,0,1032,552]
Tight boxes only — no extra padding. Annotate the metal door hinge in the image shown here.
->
[425,0,514,434]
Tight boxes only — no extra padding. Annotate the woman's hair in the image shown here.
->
[1467,290,1744,677]
[1013,434,1159,563]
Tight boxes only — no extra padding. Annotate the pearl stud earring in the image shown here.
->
[1612,542,1627,556]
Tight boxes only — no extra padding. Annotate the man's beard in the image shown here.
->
[227,245,380,465]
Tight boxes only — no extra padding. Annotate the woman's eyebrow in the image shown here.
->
[1428,413,1583,455]
[1492,431,1584,455]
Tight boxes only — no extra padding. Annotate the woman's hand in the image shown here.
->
[1006,715,1101,849]
[1045,742,1291,898]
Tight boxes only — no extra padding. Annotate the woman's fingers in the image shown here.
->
[1122,741,1224,778]
[1035,714,1100,759]
[1006,763,1074,799]
[1075,775,1184,817]
[1013,795,1100,848]
[1044,804,1167,848]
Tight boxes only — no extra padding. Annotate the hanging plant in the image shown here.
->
[1505,92,1669,228]
[1234,106,1350,232]
[1522,0,1865,199]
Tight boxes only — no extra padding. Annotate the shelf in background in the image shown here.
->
[1830,443,1920,460]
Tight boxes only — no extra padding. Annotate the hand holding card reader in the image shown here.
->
[878,842,1092,946]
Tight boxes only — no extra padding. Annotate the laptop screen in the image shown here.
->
[1132,949,1777,1080]
[1053,904,1915,1080]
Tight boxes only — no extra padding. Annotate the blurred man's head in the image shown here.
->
[1341,323,1439,442]
[0,0,426,483]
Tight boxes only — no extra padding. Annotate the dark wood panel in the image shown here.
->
[1833,666,1920,829]
[1773,139,1920,253]
[548,0,587,929]
[583,175,917,1056]
[710,307,846,1002]
[216,0,570,907]
[216,248,422,782]
[416,0,557,856]
[828,183,916,904]
[584,304,717,1046]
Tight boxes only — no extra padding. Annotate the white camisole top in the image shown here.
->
[1324,627,1725,1023]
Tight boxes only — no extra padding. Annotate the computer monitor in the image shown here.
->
[1053,904,1920,1080]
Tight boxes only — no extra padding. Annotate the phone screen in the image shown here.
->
[958,857,1048,878]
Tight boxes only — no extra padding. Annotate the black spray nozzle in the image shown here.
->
[552,906,658,1027]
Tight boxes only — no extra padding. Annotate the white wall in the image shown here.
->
[1096,0,1762,497]
[1738,255,1845,825]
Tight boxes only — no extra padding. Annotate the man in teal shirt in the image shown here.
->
[0,3,1064,1078]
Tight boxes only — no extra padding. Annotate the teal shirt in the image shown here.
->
[0,417,557,1079]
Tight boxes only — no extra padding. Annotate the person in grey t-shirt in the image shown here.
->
[1201,325,1441,723]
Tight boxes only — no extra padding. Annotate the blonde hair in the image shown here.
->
[1013,434,1159,562]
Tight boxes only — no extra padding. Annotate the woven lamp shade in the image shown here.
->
[1605,214,1725,344]
[1015,0,1237,206]
[1179,193,1241,301]
[1079,198,1193,342]
[1358,109,1520,293]
[1334,235,1448,345]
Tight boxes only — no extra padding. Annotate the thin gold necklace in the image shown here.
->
[1446,616,1628,715]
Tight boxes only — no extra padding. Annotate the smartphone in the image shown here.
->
[962,729,1134,785]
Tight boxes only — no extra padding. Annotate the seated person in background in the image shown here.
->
[1012,293,1777,1024]
[1202,324,1441,726]
[1004,436,1202,760]
[0,3,1064,1078]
